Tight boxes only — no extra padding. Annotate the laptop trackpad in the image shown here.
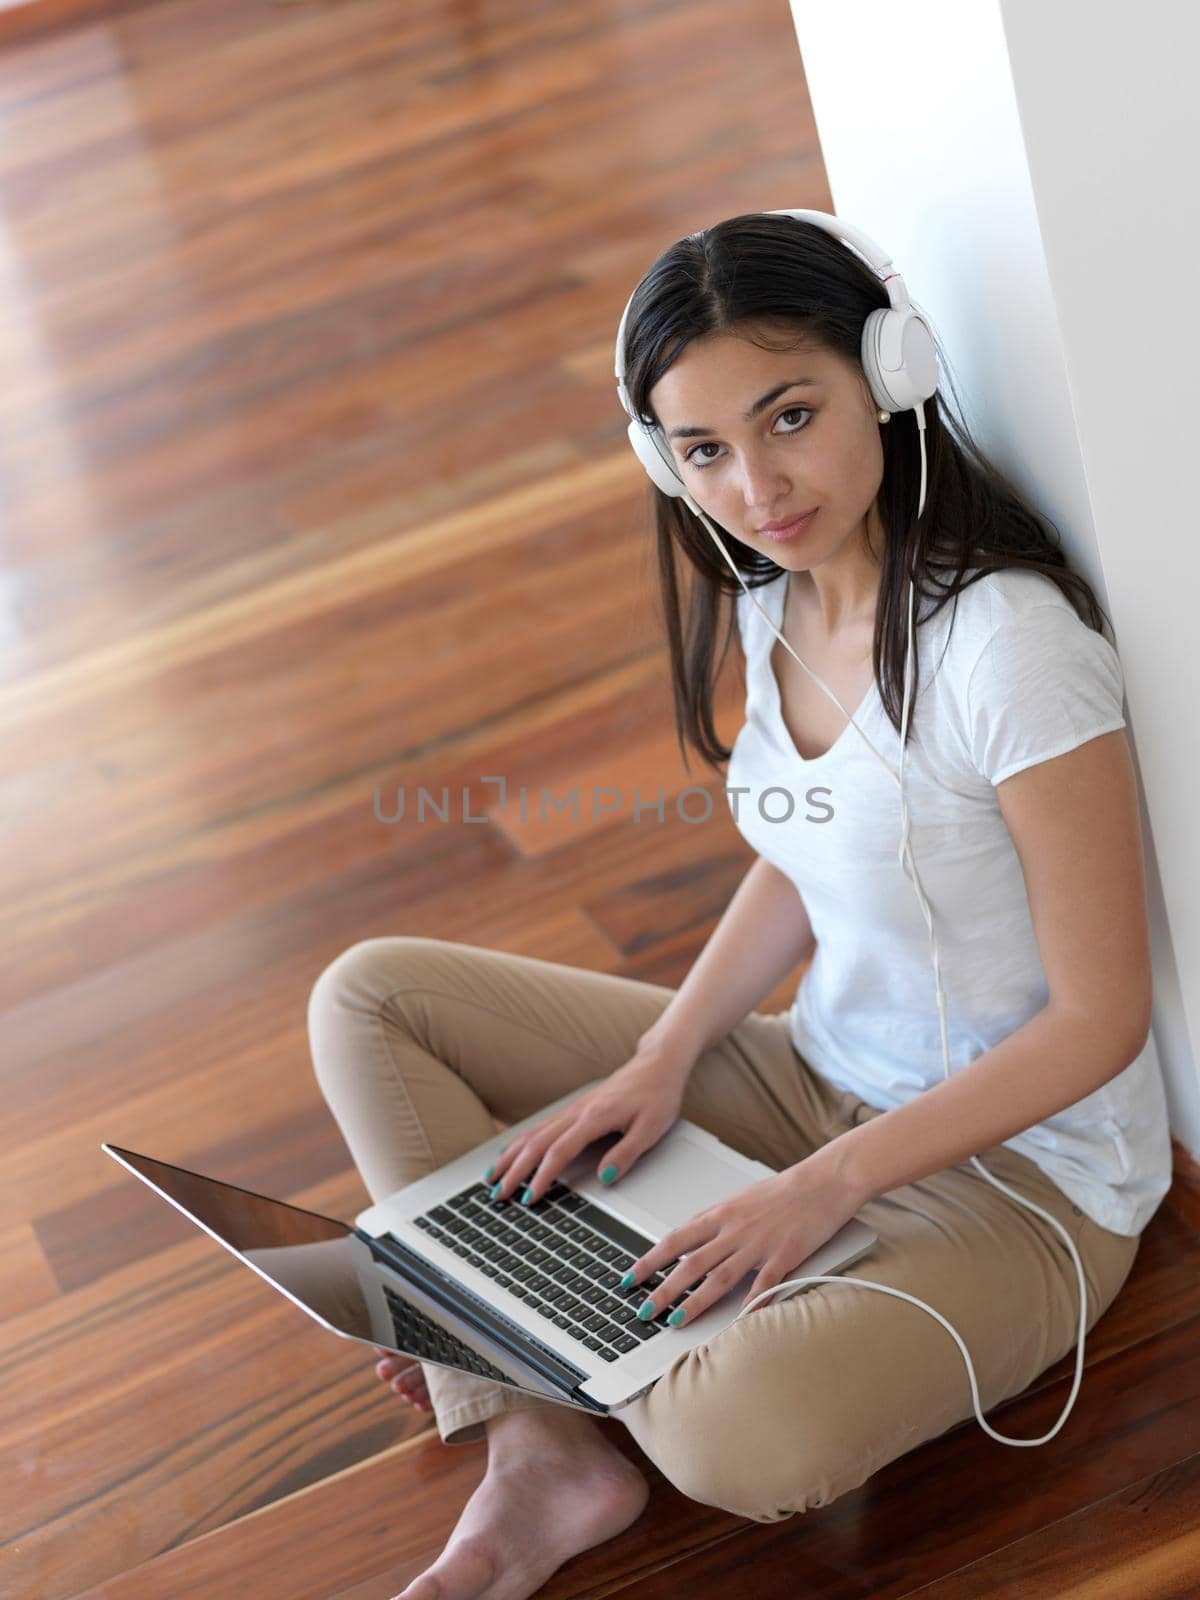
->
[558,1123,768,1235]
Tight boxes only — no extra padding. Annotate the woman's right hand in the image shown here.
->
[485,1042,695,1205]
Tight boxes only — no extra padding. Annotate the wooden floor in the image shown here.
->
[1,1,1197,1596]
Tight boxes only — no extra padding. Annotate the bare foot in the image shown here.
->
[374,1348,431,1413]
[393,1405,649,1600]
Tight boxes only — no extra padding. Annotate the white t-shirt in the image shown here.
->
[727,563,1171,1236]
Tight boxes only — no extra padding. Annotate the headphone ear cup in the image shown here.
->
[861,306,939,414]
[627,419,688,499]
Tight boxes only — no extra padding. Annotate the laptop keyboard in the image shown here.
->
[380,1282,516,1384]
[405,1178,690,1364]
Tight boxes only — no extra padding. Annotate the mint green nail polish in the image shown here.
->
[600,1164,618,1185]
[637,1300,655,1320]
[619,1270,635,1289]
[668,1307,686,1326]
[489,1181,502,1199]
[484,1164,495,1182]
[520,1186,533,1205]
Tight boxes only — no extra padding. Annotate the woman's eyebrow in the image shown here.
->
[667,378,820,440]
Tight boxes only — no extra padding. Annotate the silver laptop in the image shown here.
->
[103,1078,877,1419]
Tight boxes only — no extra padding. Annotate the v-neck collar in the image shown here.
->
[760,572,881,766]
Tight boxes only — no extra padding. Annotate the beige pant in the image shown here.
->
[306,936,1140,1523]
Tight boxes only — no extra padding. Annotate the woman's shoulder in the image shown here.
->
[916,566,1096,721]
[942,563,1073,623]
[926,564,1077,662]
[945,567,1125,784]
[971,564,1077,623]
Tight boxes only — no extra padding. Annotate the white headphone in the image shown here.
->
[613,209,1090,1447]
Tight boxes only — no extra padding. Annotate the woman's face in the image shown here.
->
[647,323,886,580]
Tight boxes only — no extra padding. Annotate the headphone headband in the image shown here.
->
[612,207,938,501]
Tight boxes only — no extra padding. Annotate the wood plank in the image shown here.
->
[895,1450,1200,1599]
[0,0,117,46]
[1167,1138,1200,1235]
[488,673,745,857]
[0,1221,60,1318]
[0,454,644,736]
[0,652,669,1012]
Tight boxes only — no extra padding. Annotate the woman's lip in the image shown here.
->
[757,509,817,541]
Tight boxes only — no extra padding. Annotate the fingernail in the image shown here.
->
[619,1270,636,1289]
[520,1186,534,1205]
[600,1164,619,1185]
[484,1164,495,1182]
[489,1181,502,1199]
[637,1300,656,1320]
[668,1307,687,1326]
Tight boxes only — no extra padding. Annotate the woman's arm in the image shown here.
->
[812,727,1154,1209]
[637,853,816,1072]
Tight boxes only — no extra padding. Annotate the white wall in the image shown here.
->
[789,0,1200,1155]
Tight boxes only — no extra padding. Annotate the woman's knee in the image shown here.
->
[620,1337,860,1523]
[1077,1216,1140,1337]
[306,936,445,1091]
[308,936,441,1022]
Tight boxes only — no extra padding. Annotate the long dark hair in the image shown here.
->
[620,212,1113,775]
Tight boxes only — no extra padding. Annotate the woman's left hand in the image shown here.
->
[621,1154,864,1325]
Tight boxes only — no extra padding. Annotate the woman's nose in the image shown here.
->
[738,455,791,508]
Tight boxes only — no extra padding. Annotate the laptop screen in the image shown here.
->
[104,1145,376,1341]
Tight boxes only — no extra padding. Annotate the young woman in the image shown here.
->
[307,211,1172,1600]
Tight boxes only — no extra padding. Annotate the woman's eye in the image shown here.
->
[684,406,812,469]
